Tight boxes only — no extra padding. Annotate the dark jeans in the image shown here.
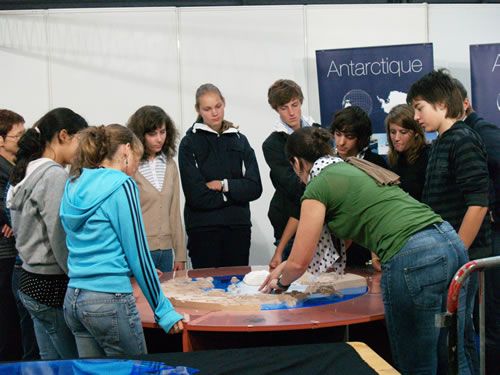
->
[150,249,174,273]
[0,257,21,360]
[12,262,39,360]
[485,226,500,375]
[187,226,250,269]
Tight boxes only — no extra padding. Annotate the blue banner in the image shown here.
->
[316,43,434,153]
[470,43,500,125]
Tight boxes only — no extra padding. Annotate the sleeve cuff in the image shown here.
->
[464,192,489,207]
[156,309,183,333]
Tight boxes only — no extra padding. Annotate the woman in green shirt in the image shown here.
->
[260,127,473,375]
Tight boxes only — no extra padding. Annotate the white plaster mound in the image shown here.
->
[243,270,270,286]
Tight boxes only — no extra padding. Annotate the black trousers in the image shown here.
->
[346,243,371,268]
[485,226,500,375]
[0,257,21,360]
[187,226,251,269]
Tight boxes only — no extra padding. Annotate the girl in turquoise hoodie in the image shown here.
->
[60,125,183,357]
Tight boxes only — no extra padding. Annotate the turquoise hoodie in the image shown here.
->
[60,168,182,333]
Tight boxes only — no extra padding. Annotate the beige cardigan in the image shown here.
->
[133,159,187,262]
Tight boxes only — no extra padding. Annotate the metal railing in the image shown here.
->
[445,256,500,375]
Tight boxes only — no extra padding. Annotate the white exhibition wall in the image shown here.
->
[0,4,499,266]
[429,4,500,98]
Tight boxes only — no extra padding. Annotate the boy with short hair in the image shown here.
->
[263,79,318,269]
[331,106,387,168]
[408,70,491,258]
[407,69,491,373]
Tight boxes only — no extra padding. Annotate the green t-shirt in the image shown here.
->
[302,162,442,263]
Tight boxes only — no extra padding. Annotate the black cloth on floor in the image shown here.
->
[130,342,379,375]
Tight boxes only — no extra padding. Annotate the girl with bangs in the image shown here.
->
[127,106,186,273]
[385,104,429,201]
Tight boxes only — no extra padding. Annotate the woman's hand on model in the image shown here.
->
[173,261,186,271]
[206,180,223,191]
[259,261,287,293]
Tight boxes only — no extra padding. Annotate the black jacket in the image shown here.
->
[178,122,262,231]
[465,112,500,227]
[262,131,304,240]
[390,145,429,202]
[0,155,16,259]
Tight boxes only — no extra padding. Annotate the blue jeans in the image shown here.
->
[485,226,500,374]
[12,262,39,360]
[64,287,147,357]
[150,249,173,272]
[465,272,479,375]
[18,290,77,360]
[381,222,471,375]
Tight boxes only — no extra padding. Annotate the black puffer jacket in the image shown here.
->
[178,122,262,231]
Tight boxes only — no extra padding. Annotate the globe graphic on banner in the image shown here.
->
[342,89,373,115]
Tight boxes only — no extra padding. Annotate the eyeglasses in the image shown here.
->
[5,133,24,140]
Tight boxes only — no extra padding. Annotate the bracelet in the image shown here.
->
[276,276,290,291]
[220,180,224,191]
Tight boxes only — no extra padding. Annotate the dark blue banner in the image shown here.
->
[470,43,500,125]
[316,44,434,153]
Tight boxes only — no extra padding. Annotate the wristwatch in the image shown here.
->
[276,276,290,291]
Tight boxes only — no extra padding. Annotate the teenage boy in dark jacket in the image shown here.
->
[262,79,319,269]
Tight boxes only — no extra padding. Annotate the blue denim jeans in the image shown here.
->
[381,222,472,375]
[64,287,147,357]
[150,249,173,273]
[485,226,500,374]
[18,290,77,360]
[465,272,479,375]
[12,262,39,360]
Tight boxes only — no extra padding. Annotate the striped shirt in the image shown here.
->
[138,153,166,191]
[422,121,491,259]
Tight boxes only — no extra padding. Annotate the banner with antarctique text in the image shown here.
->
[316,43,433,154]
[470,43,500,125]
